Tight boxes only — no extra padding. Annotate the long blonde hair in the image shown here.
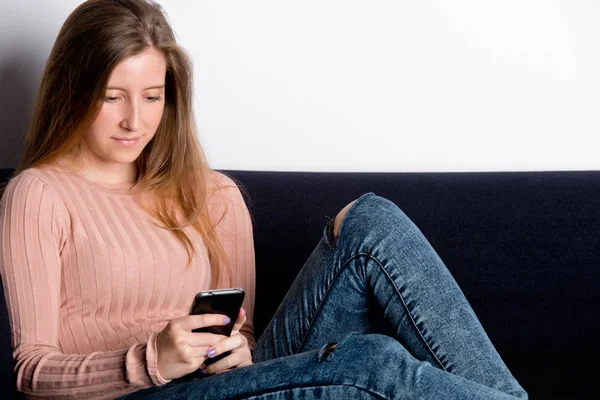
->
[18,0,228,286]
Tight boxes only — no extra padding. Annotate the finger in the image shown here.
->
[237,359,254,368]
[205,332,247,361]
[184,331,226,348]
[181,345,211,360]
[231,308,246,334]
[174,314,231,332]
[205,347,252,375]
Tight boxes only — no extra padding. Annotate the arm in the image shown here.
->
[0,173,166,400]
[207,171,256,349]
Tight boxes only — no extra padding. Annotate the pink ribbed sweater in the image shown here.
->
[0,166,256,400]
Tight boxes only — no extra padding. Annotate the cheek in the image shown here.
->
[148,105,165,129]
[85,115,108,144]
[89,107,119,133]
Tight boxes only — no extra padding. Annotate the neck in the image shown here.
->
[57,155,138,189]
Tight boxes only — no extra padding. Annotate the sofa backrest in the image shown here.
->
[225,170,600,399]
[1,168,599,399]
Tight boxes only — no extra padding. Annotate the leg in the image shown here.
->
[331,199,356,243]
[254,193,527,398]
[119,334,519,399]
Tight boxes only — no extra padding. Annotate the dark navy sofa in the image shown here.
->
[1,168,599,399]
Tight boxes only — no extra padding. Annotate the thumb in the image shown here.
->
[231,308,247,334]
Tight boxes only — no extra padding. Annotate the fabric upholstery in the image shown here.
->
[1,168,598,399]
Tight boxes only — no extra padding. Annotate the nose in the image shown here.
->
[120,101,140,131]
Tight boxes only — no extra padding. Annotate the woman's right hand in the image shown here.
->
[155,314,230,381]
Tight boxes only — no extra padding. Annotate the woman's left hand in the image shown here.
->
[202,308,253,374]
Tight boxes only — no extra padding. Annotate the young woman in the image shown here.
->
[0,0,527,399]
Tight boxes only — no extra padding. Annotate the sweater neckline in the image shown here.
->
[47,165,142,196]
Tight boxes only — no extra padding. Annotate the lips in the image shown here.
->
[112,137,141,147]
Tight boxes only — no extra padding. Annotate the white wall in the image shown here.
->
[1,0,599,172]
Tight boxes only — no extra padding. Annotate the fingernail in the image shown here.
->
[200,368,207,376]
[215,371,222,375]
[224,317,231,324]
[207,348,217,358]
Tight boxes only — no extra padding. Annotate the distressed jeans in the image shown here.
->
[120,193,527,399]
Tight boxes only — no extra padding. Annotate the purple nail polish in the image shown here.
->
[224,317,231,324]
[200,368,207,376]
[207,348,217,358]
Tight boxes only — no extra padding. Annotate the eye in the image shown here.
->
[146,96,162,102]
[104,97,119,103]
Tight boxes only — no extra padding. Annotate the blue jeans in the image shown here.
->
[120,193,527,399]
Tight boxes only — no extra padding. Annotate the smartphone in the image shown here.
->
[189,288,245,336]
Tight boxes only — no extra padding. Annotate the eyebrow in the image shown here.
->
[106,84,165,91]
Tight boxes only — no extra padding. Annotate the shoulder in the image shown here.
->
[205,170,251,221]
[9,164,69,186]
[2,167,60,199]
[1,166,69,222]
[206,170,238,190]
[206,170,244,203]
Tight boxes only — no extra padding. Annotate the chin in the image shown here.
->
[108,151,144,165]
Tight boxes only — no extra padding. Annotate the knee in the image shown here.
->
[332,194,408,241]
[332,200,357,239]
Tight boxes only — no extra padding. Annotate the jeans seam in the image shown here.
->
[354,252,448,372]
[295,255,349,353]
[237,383,389,400]
[297,250,447,372]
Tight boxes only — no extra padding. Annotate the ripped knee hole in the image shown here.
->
[318,342,339,362]
[332,200,357,239]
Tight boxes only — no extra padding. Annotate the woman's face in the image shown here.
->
[82,47,167,169]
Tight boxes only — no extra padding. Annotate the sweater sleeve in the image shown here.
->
[0,173,167,400]
[207,171,257,349]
